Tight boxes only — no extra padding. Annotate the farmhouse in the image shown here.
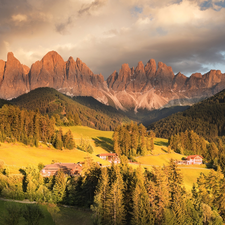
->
[41,163,82,177]
[98,153,120,164]
[185,155,203,165]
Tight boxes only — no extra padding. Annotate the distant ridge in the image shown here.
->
[9,87,130,131]
[1,51,225,112]
[148,89,225,141]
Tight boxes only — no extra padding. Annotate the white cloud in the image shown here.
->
[12,14,27,22]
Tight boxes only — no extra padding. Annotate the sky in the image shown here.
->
[0,0,225,79]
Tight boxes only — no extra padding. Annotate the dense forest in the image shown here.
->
[169,130,225,174]
[113,122,155,158]
[9,88,130,131]
[0,104,75,150]
[148,89,225,141]
[0,158,224,225]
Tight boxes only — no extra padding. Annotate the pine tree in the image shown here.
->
[131,165,153,225]
[91,167,111,225]
[108,166,126,225]
[53,169,67,203]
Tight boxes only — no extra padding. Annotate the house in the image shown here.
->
[185,155,203,165]
[97,153,120,164]
[41,163,82,177]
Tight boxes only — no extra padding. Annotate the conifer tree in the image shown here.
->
[53,169,67,203]
[108,166,126,225]
[131,165,153,225]
[92,167,111,225]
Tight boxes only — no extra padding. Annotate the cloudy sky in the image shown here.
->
[0,0,225,79]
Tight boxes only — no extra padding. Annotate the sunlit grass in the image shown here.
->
[0,141,110,174]
[136,152,185,166]
[0,125,210,192]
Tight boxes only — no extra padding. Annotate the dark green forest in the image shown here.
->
[0,104,75,150]
[9,88,129,131]
[148,89,225,141]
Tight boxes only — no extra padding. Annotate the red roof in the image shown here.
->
[44,163,80,170]
[98,153,117,157]
[186,155,203,160]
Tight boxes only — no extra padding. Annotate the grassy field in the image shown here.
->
[0,125,210,191]
[0,200,54,225]
[0,142,110,174]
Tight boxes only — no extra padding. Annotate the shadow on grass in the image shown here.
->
[154,140,168,147]
[92,137,114,153]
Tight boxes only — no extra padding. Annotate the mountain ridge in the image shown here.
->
[0,51,225,112]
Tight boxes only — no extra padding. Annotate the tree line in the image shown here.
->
[10,87,130,131]
[169,130,225,175]
[148,89,225,141]
[0,104,75,150]
[1,157,225,224]
[113,122,155,158]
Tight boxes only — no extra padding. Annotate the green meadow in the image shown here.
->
[0,125,210,191]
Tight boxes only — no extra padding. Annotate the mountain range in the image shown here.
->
[0,51,225,112]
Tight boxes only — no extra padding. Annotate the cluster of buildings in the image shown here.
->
[40,153,120,177]
[40,153,203,177]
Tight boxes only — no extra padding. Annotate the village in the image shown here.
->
[40,153,203,177]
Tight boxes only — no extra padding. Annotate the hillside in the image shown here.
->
[0,99,10,108]
[10,87,130,131]
[0,125,210,192]
[148,89,225,140]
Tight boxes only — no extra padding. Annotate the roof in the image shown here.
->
[186,155,203,160]
[98,153,117,157]
[44,163,81,170]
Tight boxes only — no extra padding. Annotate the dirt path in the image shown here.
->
[0,197,36,204]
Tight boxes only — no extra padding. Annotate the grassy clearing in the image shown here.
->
[47,204,93,225]
[0,142,110,174]
[0,200,54,225]
[61,126,113,139]
[180,168,210,191]
[136,152,185,166]
[62,126,114,155]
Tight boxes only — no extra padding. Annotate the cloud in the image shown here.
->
[12,14,27,22]
[0,0,225,79]
[55,16,73,34]
[78,0,107,15]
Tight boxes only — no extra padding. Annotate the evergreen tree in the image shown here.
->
[53,169,67,203]
[131,165,153,225]
[108,166,126,225]
[91,167,111,225]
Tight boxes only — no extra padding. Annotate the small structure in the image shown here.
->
[175,155,203,165]
[41,163,82,177]
[185,155,203,165]
[98,153,120,164]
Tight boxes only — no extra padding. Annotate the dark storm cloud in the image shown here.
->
[85,24,225,78]
[78,0,106,15]
[55,16,73,34]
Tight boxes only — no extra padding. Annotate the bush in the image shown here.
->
[3,202,22,225]
[22,204,44,225]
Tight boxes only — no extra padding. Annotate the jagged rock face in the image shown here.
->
[0,53,29,99]
[107,59,225,111]
[0,51,225,112]
[30,51,66,90]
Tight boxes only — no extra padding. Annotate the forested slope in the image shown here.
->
[10,88,129,131]
[148,89,225,140]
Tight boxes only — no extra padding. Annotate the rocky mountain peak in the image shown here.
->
[1,51,225,112]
